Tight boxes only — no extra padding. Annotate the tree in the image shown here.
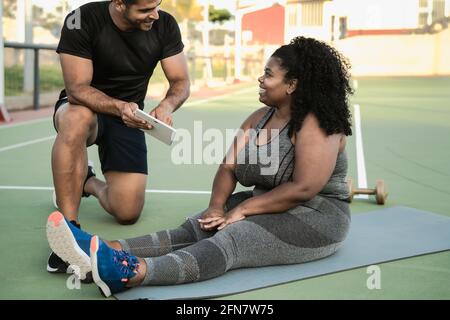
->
[160,0,203,22]
[160,0,204,50]
[209,6,232,24]
[3,0,16,18]
[34,0,68,37]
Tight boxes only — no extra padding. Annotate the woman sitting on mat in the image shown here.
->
[46,36,353,297]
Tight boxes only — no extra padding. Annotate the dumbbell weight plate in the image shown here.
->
[347,178,353,202]
[375,180,387,205]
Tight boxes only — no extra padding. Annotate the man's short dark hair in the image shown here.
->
[122,0,138,5]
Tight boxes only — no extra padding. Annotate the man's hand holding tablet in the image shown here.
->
[134,109,177,146]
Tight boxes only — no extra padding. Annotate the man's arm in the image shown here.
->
[149,52,190,126]
[60,53,150,129]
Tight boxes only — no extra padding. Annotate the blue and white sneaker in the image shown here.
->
[90,235,140,297]
[46,211,93,282]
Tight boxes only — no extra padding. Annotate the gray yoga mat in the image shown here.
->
[115,206,450,300]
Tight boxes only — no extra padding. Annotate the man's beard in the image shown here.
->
[124,9,153,30]
[123,10,139,29]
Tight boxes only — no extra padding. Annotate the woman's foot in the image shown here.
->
[104,240,123,251]
[90,235,146,297]
[46,211,93,281]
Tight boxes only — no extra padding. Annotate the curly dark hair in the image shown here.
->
[272,36,353,136]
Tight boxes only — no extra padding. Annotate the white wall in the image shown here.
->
[332,0,420,30]
[284,0,445,43]
[335,28,450,76]
[284,0,423,43]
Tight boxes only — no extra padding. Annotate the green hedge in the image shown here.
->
[5,58,239,96]
[5,65,64,96]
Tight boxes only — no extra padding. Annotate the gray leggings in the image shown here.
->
[118,191,351,286]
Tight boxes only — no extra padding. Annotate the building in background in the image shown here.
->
[234,0,450,79]
[237,0,285,45]
[285,0,450,41]
[234,0,287,79]
[236,0,450,44]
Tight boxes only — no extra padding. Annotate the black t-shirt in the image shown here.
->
[57,1,184,108]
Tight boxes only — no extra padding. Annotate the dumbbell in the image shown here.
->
[347,179,388,205]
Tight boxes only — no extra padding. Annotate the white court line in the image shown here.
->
[183,87,256,107]
[0,186,54,191]
[147,189,210,194]
[0,135,56,153]
[0,117,51,129]
[353,104,368,199]
[0,87,254,130]
[0,87,256,153]
[0,185,211,194]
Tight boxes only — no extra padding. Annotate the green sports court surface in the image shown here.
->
[0,77,449,299]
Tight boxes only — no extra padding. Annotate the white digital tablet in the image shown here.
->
[134,109,177,146]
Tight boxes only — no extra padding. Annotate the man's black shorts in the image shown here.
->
[53,96,148,175]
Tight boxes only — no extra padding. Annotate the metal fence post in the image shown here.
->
[4,42,57,111]
[33,48,40,110]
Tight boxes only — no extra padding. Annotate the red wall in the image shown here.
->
[242,4,285,45]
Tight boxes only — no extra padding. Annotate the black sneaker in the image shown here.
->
[47,251,69,273]
[52,160,96,209]
[47,251,93,283]
[47,220,81,274]
[82,160,96,197]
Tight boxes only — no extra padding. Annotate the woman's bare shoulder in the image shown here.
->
[241,106,271,129]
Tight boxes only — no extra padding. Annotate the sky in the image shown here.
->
[32,0,237,13]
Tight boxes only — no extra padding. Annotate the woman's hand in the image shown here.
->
[217,207,246,230]
[198,208,225,231]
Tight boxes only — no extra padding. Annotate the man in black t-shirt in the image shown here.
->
[48,0,190,278]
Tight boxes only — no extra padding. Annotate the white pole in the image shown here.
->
[427,0,433,25]
[25,0,33,92]
[353,104,369,199]
[18,0,34,93]
[17,0,25,42]
[201,0,212,84]
[0,0,5,109]
[234,11,242,81]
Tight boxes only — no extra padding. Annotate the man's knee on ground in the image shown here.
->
[115,214,141,225]
[104,172,147,226]
[111,201,144,225]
